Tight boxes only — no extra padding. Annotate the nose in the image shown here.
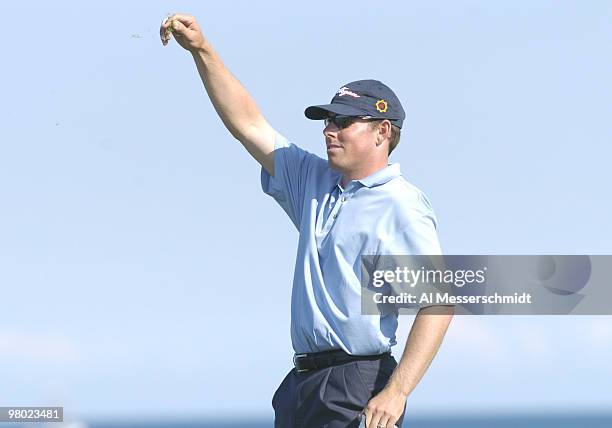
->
[323,122,338,137]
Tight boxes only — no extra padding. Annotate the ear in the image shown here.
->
[376,120,392,147]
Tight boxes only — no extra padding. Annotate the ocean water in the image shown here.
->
[84,413,612,428]
[6,414,612,428]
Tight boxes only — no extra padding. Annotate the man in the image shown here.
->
[160,13,454,428]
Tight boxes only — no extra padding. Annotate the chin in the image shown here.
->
[327,157,344,172]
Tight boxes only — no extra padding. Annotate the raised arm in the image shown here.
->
[160,13,275,175]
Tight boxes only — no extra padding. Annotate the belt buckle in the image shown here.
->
[293,353,309,373]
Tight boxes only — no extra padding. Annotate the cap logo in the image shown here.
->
[375,100,388,113]
[337,87,361,98]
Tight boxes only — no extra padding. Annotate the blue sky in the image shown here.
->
[1,0,611,421]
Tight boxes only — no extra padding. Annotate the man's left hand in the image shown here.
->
[362,385,407,428]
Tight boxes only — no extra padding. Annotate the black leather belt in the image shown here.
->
[293,349,390,373]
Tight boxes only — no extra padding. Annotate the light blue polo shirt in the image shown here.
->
[261,132,442,355]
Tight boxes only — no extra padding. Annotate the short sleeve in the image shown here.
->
[260,132,320,229]
[386,190,442,256]
[387,190,452,310]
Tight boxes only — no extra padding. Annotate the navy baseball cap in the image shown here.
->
[305,79,406,129]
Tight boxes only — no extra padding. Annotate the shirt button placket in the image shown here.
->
[333,194,349,220]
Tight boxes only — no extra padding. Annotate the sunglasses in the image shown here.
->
[324,115,381,130]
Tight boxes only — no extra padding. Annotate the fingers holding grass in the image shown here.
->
[160,13,175,46]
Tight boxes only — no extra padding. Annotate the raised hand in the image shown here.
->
[160,13,207,52]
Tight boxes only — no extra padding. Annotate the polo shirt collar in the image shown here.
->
[334,163,402,190]
[357,163,402,188]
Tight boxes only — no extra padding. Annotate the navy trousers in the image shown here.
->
[272,353,405,428]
